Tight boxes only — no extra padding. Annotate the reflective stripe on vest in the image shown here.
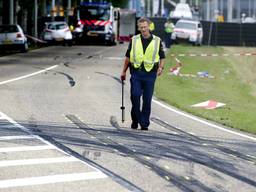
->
[130,34,160,72]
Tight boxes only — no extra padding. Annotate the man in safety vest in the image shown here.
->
[164,18,174,48]
[120,17,165,130]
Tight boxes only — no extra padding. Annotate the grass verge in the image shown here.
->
[155,45,256,134]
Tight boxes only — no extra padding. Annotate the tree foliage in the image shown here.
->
[18,0,33,9]
[107,0,129,8]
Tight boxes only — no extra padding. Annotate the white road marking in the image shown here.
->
[0,172,107,188]
[105,57,123,60]
[152,99,256,141]
[0,145,55,153]
[0,65,59,85]
[0,135,36,140]
[0,111,108,173]
[0,157,78,167]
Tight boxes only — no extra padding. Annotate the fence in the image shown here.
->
[147,17,256,47]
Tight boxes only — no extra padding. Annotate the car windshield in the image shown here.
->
[48,23,67,30]
[79,7,110,21]
[0,25,19,33]
[175,22,197,30]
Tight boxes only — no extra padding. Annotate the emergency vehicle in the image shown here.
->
[73,2,136,45]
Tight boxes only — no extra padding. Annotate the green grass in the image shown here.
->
[155,45,256,134]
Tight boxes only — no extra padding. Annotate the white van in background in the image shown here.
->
[170,3,193,19]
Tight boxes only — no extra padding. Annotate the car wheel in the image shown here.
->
[21,42,28,53]
[68,40,73,47]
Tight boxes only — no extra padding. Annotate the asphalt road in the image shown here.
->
[0,45,256,192]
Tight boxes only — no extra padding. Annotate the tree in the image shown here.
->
[107,0,129,8]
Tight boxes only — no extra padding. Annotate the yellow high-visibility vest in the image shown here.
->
[130,34,160,72]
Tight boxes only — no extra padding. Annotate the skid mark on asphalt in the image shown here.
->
[110,115,256,190]
[65,114,217,192]
[0,111,107,189]
[65,114,144,192]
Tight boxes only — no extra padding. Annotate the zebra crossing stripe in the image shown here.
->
[0,145,56,153]
[0,157,78,167]
[0,172,107,188]
[0,135,36,140]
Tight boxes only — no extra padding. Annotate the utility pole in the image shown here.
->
[10,0,14,24]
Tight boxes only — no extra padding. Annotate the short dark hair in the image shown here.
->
[137,17,151,25]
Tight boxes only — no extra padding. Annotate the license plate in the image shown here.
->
[3,40,12,44]
[177,33,188,39]
[55,38,64,41]
[87,31,98,36]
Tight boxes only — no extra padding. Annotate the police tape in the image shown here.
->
[170,53,256,57]
[25,35,47,44]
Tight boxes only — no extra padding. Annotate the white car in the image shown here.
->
[171,19,203,46]
[0,24,28,53]
[43,21,72,46]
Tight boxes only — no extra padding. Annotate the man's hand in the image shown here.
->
[120,72,126,81]
[157,67,164,76]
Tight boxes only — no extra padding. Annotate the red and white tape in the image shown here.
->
[170,53,256,57]
[25,35,47,44]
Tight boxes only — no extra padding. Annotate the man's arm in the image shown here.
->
[157,40,165,76]
[157,59,165,76]
[121,40,132,80]
[120,57,130,80]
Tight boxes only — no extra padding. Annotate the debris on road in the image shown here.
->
[191,100,226,109]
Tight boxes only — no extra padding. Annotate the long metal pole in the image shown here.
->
[120,80,125,123]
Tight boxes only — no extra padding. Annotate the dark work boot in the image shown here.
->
[141,127,148,131]
[131,122,138,129]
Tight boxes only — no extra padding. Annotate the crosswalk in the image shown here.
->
[0,111,108,190]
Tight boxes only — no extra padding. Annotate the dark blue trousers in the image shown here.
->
[130,71,156,128]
